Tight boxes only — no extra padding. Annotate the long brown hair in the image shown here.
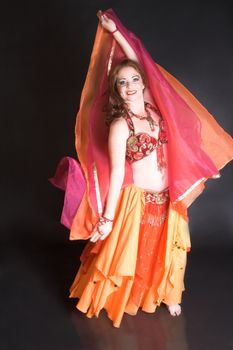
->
[106,59,146,124]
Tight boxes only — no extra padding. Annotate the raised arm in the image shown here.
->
[98,12,153,102]
[98,12,139,62]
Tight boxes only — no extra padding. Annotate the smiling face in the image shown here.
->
[116,66,145,102]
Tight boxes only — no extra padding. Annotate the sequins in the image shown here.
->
[127,135,139,152]
[173,241,186,251]
[126,133,159,163]
[144,189,169,205]
[124,110,168,165]
[131,194,169,306]
[140,212,167,226]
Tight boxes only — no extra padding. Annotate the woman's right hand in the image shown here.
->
[90,218,113,243]
[97,11,117,33]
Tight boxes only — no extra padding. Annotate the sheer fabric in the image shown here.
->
[49,10,233,327]
[50,9,232,239]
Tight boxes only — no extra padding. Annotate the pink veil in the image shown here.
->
[50,9,233,238]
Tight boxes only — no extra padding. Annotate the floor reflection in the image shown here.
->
[71,304,188,350]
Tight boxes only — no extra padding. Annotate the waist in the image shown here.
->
[143,187,169,205]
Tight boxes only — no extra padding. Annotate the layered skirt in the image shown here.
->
[69,184,191,327]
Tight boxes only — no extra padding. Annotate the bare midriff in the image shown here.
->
[131,143,168,192]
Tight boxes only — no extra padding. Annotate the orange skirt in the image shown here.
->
[69,185,191,327]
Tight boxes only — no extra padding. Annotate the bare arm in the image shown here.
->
[90,118,129,242]
[98,12,139,62]
[98,12,153,101]
[103,119,128,219]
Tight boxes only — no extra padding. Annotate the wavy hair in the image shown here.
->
[106,59,146,125]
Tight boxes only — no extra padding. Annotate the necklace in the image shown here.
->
[127,104,157,132]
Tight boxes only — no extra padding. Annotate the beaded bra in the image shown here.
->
[124,103,168,170]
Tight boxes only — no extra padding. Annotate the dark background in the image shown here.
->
[1,0,233,349]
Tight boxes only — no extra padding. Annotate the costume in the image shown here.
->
[50,9,233,327]
[69,185,190,327]
[125,102,168,169]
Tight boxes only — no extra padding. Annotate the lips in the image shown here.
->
[127,90,137,95]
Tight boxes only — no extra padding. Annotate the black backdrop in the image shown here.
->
[1,0,233,348]
[1,0,232,244]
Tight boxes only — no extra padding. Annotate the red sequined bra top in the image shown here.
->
[124,103,168,170]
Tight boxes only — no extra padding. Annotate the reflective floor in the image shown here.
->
[1,0,233,348]
[1,227,233,350]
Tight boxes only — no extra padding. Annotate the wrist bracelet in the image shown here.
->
[111,28,118,35]
[102,215,113,222]
[98,216,114,225]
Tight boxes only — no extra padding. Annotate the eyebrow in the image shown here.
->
[118,74,140,80]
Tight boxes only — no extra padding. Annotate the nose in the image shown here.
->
[126,81,133,87]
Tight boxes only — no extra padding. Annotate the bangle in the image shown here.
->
[110,28,118,35]
[98,216,114,225]
[103,215,113,222]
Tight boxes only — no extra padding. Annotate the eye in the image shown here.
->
[117,80,126,87]
[132,76,140,82]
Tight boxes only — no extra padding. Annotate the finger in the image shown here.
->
[90,229,97,239]
[94,232,101,240]
[90,235,96,242]
[90,232,99,242]
[97,10,102,19]
[91,235,99,243]
[100,232,108,240]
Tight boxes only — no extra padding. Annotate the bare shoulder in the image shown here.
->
[109,117,129,137]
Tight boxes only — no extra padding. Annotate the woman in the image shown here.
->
[50,10,233,328]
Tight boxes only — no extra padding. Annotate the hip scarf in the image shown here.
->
[131,187,170,307]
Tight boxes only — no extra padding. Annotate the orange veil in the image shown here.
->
[50,9,233,240]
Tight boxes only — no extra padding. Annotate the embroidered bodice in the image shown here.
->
[124,104,168,165]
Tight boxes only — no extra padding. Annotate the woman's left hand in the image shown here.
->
[90,220,113,243]
[97,11,117,33]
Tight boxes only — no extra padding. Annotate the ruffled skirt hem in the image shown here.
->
[69,184,190,327]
